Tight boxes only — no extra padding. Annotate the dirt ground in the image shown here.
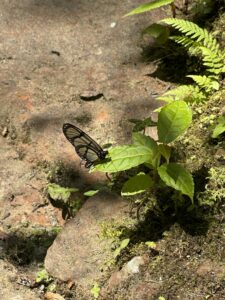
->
[0,0,168,298]
[1,0,225,300]
[0,0,166,229]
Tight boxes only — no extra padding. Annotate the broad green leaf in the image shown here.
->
[212,116,225,138]
[158,163,194,200]
[93,145,154,173]
[121,173,153,196]
[142,24,169,44]
[125,0,174,17]
[158,100,192,143]
[132,132,161,168]
[158,144,171,163]
[83,190,99,197]
[47,184,78,202]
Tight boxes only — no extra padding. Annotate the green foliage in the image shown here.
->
[158,18,225,104]
[158,163,194,201]
[94,145,157,173]
[94,101,194,201]
[47,183,81,217]
[187,75,219,92]
[158,85,206,103]
[121,173,153,196]
[197,167,225,206]
[145,241,157,248]
[161,18,220,53]
[113,238,130,258]
[36,269,52,283]
[212,116,225,138]
[157,100,192,144]
[132,132,160,168]
[124,0,174,17]
[158,144,171,163]
[83,190,99,197]
[47,183,78,202]
[90,283,101,299]
[161,18,224,76]
[129,117,157,132]
[142,24,170,44]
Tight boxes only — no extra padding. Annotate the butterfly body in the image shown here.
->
[63,123,108,168]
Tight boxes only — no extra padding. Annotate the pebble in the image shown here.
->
[2,126,8,137]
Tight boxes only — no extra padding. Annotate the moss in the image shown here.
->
[197,167,225,206]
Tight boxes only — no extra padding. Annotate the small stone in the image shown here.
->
[110,22,116,28]
[124,256,146,274]
[2,126,8,137]
[107,256,148,289]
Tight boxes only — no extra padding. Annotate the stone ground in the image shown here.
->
[0,0,170,299]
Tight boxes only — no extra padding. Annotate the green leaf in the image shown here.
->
[120,238,130,249]
[113,238,130,258]
[121,173,153,196]
[125,0,174,17]
[93,145,155,173]
[83,190,99,197]
[145,241,157,248]
[47,184,79,202]
[90,283,101,299]
[36,269,51,283]
[212,116,225,138]
[142,24,169,44]
[129,117,157,132]
[158,163,194,200]
[158,144,171,163]
[132,132,161,168]
[158,100,192,143]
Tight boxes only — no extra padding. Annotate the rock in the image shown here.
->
[44,292,65,300]
[45,190,131,289]
[125,256,146,274]
[107,256,148,289]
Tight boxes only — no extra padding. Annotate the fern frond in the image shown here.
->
[161,18,220,54]
[170,36,201,55]
[170,35,196,48]
[199,46,225,74]
[157,85,207,103]
[187,75,219,92]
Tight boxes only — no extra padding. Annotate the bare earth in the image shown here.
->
[0,0,167,299]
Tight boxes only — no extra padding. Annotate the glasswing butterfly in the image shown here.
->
[62,123,108,168]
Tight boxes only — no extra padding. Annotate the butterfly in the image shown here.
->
[62,123,108,168]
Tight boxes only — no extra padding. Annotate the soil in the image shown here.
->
[1,0,225,300]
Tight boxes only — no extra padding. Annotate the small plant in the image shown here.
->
[36,269,52,284]
[94,100,194,203]
[90,283,101,299]
[47,183,81,218]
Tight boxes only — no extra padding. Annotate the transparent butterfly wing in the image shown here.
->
[63,123,107,167]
